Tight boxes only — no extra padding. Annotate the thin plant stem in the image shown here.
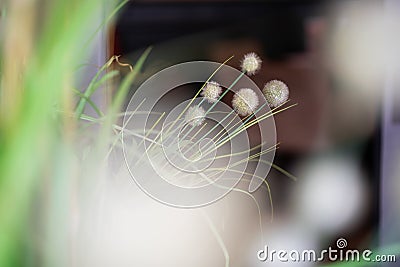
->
[162,56,234,138]
[180,110,236,156]
[200,210,230,267]
[175,72,245,145]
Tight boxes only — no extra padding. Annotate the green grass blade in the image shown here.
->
[111,47,152,115]
[75,57,117,118]
[72,88,104,117]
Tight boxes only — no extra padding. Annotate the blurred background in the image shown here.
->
[1,0,400,266]
[112,0,399,264]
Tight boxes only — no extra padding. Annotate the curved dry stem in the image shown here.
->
[249,159,297,181]
[203,168,273,223]
[200,209,230,267]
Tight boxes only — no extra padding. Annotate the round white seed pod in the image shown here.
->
[262,80,289,108]
[241,52,262,75]
[185,106,205,127]
[232,88,259,116]
[201,81,222,103]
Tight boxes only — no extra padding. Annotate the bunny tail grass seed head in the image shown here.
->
[185,106,206,127]
[263,80,289,108]
[201,81,222,103]
[241,52,262,75]
[232,88,259,116]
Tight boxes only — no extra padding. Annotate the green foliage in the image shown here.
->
[0,1,145,266]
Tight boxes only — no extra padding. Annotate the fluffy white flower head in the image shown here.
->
[232,88,259,116]
[201,81,222,103]
[241,52,262,75]
[262,80,289,108]
[185,106,205,127]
